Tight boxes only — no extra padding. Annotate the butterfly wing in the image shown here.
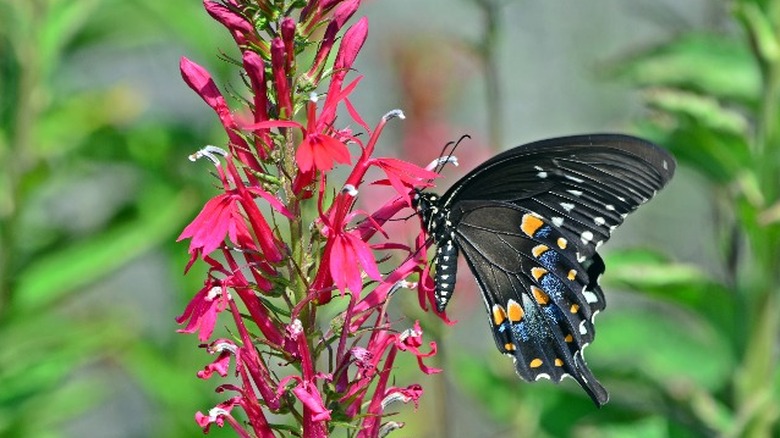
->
[438,134,675,405]
[451,201,609,405]
[442,134,675,262]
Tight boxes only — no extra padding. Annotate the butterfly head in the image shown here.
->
[412,190,450,241]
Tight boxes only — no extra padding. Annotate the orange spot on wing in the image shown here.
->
[507,300,524,322]
[554,358,564,367]
[529,358,543,368]
[531,244,549,258]
[492,305,507,326]
[531,267,548,281]
[531,286,551,305]
[567,269,577,281]
[504,343,516,351]
[570,304,580,313]
[557,237,567,249]
[521,214,544,237]
[564,334,574,343]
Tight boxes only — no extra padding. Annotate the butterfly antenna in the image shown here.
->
[434,134,471,174]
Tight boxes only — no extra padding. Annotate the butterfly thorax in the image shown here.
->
[413,190,458,312]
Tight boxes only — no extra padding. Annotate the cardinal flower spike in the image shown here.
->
[414,134,675,406]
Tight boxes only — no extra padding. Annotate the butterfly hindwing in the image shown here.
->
[451,202,609,404]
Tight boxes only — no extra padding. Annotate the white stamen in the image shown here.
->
[342,184,358,196]
[189,145,228,165]
[427,155,459,170]
[206,286,223,300]
[309,91,319,102]
[210,341,238,355]
[206,407,231,422]
[383,109,405,121]
[288,319,304,337]
[399,327,421,341]
[378,421,405,437]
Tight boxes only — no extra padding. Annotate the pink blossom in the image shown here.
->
[179,2,443,436]
[296,132,352,172]
[175,283,229,342]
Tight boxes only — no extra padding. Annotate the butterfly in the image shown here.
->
[412,134,675,406]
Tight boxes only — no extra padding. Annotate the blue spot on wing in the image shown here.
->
[534,224,553,238]
[512,321,530,342]
[543,305,565,322]
[540,274,565,299]
[538,250,559,270]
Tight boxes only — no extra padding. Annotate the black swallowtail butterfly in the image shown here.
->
[413,134,675,406]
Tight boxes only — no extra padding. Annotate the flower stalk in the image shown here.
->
[177,1,443,436]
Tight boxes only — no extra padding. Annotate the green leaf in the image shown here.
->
[610,34,761,105]
[736,2,780,64]
[591,299,733,392]
[575,416,669,438]
[643,89,750,136]
[603,248,737,335]
[14,185,196,311]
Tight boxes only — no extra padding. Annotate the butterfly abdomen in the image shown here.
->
[434,238,458,312]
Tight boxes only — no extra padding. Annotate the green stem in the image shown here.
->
[733,3,780,433]
[473,0,504,151]
[0,2,44,317]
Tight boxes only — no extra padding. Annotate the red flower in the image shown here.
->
[197,339,237,379]
[295,91,354,173]
[296,132,352,173]
[277,376,332,422]
[369,156,438,203]
[328,228,381,293]
[396,321,441,374]
[177,193,249,257]
[382,384,423,410]
[175,283,230,342]
[180,57,263,173]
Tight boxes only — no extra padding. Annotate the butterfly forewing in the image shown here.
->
[417,134,675,407]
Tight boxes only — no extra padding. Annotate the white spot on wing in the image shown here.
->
[560,202,575,212]
[579,320,588,335]
[594,217,605,226]
[552,217,564,227]
[535,373,551,381]
[580,231,594,244]
[567,190,583,197]
[566,174,584,183]
[583,290,599,304]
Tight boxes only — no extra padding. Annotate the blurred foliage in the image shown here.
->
[451,1,780,437]
[3,0,780,437]
[0,0,236,436]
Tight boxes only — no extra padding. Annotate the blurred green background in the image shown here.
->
[3,0,779,437]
